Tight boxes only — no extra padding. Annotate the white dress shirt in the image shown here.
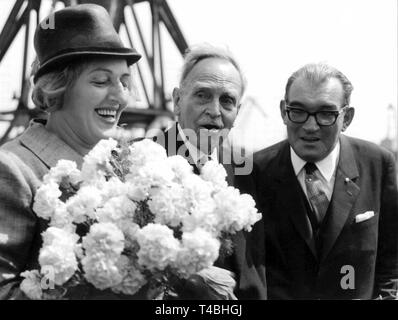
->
[290,141,340,202]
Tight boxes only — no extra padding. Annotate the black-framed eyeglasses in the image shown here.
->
[285,105,348,126]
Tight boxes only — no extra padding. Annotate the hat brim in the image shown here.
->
[33,50,142,83]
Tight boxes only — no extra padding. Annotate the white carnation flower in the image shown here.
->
[173,229,220,278]
[149,183,189,227]
[100,177,128,201]
[85,138,118,165]
[82,222,125,256]
[126,160,175,193]
[33,181,62,220]
[128,139,167,175]
[165,155,193,182]
[49,202,75,232]
[20,270,43,300]
[136,224,180,271]
[122,222,140,249]
[39,227,79,286]
[182,174,214,206]
[81,138,118,182]
[44,160,81,185]
[82,252,124,290]
[213,187,262,233]
[180,175,217,233]
[95,195,136,229]
[125,182,148,202]
[111,256,147,296]
[200,160,228,190]
[81,223,125,290]
[65,185,103,224]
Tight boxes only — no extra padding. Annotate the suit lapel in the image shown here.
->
[218,143,235,186]
[320,135,360,262]
[275,143,318,258]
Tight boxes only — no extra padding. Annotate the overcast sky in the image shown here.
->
[0,0,396,151]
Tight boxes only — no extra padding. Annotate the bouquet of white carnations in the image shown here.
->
[19,138,261,299]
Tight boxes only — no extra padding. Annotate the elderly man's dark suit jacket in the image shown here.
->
[153,123,267,299]
[235,135,398,299]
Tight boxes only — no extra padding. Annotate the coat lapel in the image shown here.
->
[275,142,318,258]
[320,135,360,262]
[19,120,83,169]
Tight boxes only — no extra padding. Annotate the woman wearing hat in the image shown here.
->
[0,4,141,299]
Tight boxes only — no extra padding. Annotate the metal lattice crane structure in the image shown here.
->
[0,0,188,144]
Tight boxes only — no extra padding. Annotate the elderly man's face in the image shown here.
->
[173,57,242,153]
[281,76,354,162]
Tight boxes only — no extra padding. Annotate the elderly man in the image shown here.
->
[236,63,398,299]
[154,44,266,299]
[155,44,247,176]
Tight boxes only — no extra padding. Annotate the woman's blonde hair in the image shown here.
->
[31,60,88,112]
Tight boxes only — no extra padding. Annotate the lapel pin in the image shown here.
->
[344,177,350,183]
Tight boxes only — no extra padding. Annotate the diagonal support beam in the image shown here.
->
[0,0,29,63]
[158,0,188,55]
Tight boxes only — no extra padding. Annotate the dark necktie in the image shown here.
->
[304,162,329,228]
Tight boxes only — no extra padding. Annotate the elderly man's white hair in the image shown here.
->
[179,43,247,98]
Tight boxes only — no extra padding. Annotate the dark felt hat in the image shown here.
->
[33,4,141,82]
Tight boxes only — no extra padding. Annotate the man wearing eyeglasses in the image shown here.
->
[236,63,398,299]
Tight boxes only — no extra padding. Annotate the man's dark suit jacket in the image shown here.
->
[235,135,398,299]
[153,123,267,299]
